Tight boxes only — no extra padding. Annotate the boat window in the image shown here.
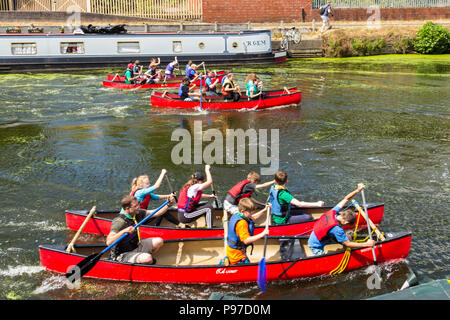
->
[172,41,182,53]
[117,41,140,53]
[198,42,205,49]
[11,43,37,55]
[60,42,85,54]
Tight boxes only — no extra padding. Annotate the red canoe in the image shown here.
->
[106,71,225,82]
[154,87,298,100]
[150,90,302,110]
[65,203,384,240]
[39,232,411,283]
[103,72,225,89]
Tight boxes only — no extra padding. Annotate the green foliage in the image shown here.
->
[351,38,386,56]
[325,39,354,57]
[393,36,415,54]
[414,21,450,54]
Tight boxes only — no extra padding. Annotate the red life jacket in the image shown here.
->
[227,179,253,204]
[130,188,150,209]
[177,185,202,212]
[313,210,340,241]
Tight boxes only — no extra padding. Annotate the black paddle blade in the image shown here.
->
[65,252,102,282]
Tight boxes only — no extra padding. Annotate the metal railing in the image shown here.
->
[312,0,450,8]
[5,0,203,20]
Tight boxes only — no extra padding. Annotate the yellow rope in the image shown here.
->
[329,207,361,275]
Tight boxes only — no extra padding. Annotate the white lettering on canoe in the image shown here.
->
[216,268,238,275]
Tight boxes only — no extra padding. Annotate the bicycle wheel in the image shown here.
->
[280,38,288,50]
[293,32,301,44]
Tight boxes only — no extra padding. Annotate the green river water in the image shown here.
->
[0,54,448,300]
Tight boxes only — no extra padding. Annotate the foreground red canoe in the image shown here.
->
[65,203,384,240]
[150,90,302,110]
[39,232,411,283]
[106,71,225,82]
[153,87,298,100]
[103,72,225,89]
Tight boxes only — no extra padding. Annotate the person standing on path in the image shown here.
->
[320,1,333,33]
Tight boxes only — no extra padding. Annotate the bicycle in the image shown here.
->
[280,27,307,50]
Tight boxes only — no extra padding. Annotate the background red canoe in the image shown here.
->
[65,203,384,240]
[106,71,225,82]
[103,72,225,89]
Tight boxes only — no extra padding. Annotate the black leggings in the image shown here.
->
[149,212,180,226]
[178,202,214,228]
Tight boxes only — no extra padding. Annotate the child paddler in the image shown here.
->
[308,183,375,255]
[223,198,270,265]
[223,171,274,214]
[177,165,218,228]
[269,170,324,225]
[164,56,178,82]
[130,170,183,228]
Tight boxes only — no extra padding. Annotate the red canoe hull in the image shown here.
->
[65,204,384,240]
[150,91,302,110]
[39,232,411,284]
[103,72,225,89]
[106,71,225,82]
[151,87,298,100]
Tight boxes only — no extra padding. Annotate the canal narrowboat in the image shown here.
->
[65,203,384,240]
[39,231,411,284]
[150,89,302,110]
[0,30,286,72]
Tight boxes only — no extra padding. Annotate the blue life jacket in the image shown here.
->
[186,67,196,80]
[178,83,189,99]
[227,213,255,250]
[269,186,291,217]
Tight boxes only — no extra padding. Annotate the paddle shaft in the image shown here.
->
[210,182,219,208]
[199,73,203,110]
[223,209,228,261]
[165,175,177,202]
[66,206,96,253]
[361,190,377,265]
[257,205,271,292]
[262,206,270,258]
[352,200,385,241]
[101,199,170,255]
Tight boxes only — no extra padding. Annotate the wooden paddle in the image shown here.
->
[199,72,203,111]
[222,208,229,265]
[65,200,170,282]
[66,206,96,253]
[165,174,177,202]
[360,189,381,281]
[351,200,385,241]
[210,181,220,208]
[257,205,271,292]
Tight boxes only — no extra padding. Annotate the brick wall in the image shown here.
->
[202,0,311,23]
[311,7,450,22]
[203,0,450,23]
